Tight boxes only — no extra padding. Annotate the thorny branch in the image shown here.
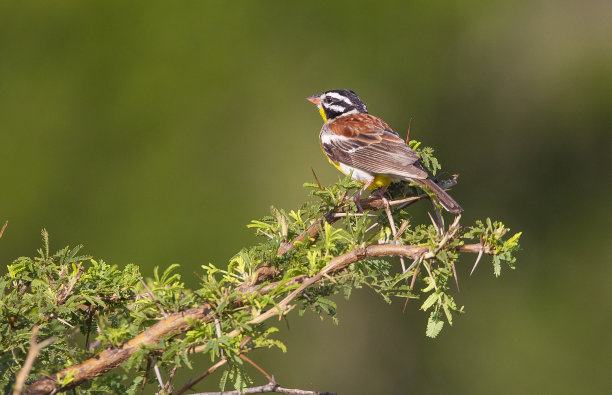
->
[13,326,57,395]
[190,380,336,395]
[25,182,498,395]
[175,359,228,395]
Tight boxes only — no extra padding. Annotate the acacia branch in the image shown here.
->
[26,237,491,394]
[252,189,438,286]
[13,326,56,395]
[25,178,468,394]
[191,381,335,395]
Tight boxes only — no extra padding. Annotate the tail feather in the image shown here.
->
[414,179,463,214]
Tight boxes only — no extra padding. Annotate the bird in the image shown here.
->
[306,89,462,214]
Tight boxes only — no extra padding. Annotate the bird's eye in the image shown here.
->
[324,96,332,103]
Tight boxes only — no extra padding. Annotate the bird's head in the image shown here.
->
[306,89,368,122]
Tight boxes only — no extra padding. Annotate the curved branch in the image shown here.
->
[191,382,335,395]
[250,192,432,288]
[25,305,213,394]
[26,238,490,394]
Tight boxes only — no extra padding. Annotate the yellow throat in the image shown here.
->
[318,106,328,122]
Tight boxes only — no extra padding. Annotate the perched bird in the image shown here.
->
[307,89,462,214]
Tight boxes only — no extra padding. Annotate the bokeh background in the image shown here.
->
[1,1,611,394]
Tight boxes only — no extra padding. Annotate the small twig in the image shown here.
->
[50,314,74,328]
[406,256,421,274]
[364,222,379,233]
[214,317,224,358]
[432,215,462,256]
[331,212,377,218]
[190,381,336,395]
[239,354,273,382]
[142,357,152,390]
[301,291,317,308]
[153,359,164,389]
[0,220,7,239]
[394,220,410,274]
[139,278,168,317]
[13,326,57,395]
[392,193,428,210]
[430,200,444,235]
[156,364,178,395]
[257,229,275,239]
[176,359,228,395]
[84,306,94,350]
[427,212,441,237]
[403,265,421,312]
[27,239,494,394]
[56,264,84,306]
[311,168,323,190]
[395,220,410,240]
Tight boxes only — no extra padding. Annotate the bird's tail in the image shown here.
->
[414,178,463,214]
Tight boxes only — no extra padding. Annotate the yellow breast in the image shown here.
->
[321,148,391,190]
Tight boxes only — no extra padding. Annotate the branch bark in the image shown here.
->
[26,182,473,394]
[25,239,490,394]
[13,326,56,395]
[249,192,431,288]
[190,382,335,395]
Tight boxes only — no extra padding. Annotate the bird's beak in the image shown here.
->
[306,95,321,106]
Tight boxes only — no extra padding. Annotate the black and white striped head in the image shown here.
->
[307,89,368,122]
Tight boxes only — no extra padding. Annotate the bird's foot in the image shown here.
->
[352,194,364,213]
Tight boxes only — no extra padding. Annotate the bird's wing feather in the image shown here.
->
[323,113,428,180]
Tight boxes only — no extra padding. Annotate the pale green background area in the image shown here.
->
[1,1,611,394]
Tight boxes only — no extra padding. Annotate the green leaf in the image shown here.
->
[493,255,501,277]
[421,292,439,312]
[426,311,445,338]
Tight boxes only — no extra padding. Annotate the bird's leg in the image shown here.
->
[374,186,397,237]
[353,181,373,212]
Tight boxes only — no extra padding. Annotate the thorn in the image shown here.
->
[257,229,275,239]
[427,212,441,236]
[410,265,420,289]
[406,117,413,144]
[311,167,323,190]
[239,354,274,382]
[153,360,164,389]
[239,336,252,349]
[394,220,410,241]
[406,257,420,273]
[403,261,420,313]
[451,261,460,292]
[399,256,407,275]
[470,248,484,276]
[365,222,379,233]
[332,213,377,218]
[214,317,224,358]
[0,220,7,239]
[433,205,445,234]
[402,294,410,313]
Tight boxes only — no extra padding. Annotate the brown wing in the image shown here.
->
[324,113,428,180]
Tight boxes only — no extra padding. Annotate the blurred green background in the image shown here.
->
[1,1,611,394]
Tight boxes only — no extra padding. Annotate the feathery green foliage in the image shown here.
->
[1,143,521,394]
